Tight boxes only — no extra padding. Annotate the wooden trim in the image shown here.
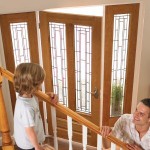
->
[40,11,101,25]
[103,6,114,126]
[91,18,102,126]
[66,24,76,111]
[109,117,120,126]
[124,4,139,113]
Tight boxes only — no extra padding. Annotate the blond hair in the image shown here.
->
[14,63,45,95]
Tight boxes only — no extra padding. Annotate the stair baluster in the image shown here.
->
[0,71,14,150]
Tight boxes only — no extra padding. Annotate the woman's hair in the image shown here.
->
[14,63,45,95]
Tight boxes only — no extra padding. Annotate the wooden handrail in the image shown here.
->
[0,67,128,149]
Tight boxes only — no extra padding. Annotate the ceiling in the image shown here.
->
[0,0,103,15]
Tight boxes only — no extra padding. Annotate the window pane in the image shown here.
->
[74,25,92,114]
[49,22,68,107]
[110,14,130,117]
[10,22,30,66]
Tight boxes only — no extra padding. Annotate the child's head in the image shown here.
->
[14,63,45,95]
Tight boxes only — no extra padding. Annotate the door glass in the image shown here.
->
[110,14,130,117]
[49,22,68,107]
[10,22,30,66]
[74,25,92,114]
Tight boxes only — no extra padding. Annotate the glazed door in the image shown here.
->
[39,12,101,146]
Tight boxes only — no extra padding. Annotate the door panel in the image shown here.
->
[40,12,101,146]
[0,12,40,113]
[103,3,139,126]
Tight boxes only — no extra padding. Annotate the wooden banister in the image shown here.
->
[34,91,127,149]
[0,67,128,149]
[0,68,14,150]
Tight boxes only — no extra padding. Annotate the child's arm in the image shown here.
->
[25,127,44,150]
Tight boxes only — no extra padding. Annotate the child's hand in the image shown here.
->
[46,92,58,105]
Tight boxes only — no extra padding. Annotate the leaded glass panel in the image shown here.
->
[10,22,30,66]
[74,25,92,114]
[110,14,130,117]
[49,22,68,107]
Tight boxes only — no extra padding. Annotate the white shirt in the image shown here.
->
[14,95,45,149]
[112,114,150,150]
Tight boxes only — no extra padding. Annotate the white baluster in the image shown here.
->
[43,102,49,135]
[111,142,116,150]
[97,134,102,150]
[67,116,73,150]
[82,125,87,150]
[51,106,58,150]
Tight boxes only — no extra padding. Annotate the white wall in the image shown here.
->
[131,0,150,112]
[138,0,150,99]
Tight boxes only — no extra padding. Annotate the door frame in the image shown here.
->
[102,3,140,126]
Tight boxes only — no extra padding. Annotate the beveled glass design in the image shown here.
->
[10,22,30,66]
[74,25,92,114]
[110,14,130,117]
[49,22,68,107]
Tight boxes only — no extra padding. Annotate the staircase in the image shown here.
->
[0,67,127,150]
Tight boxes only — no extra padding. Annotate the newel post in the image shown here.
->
[0,73,14,150]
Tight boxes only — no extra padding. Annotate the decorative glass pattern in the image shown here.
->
[10,22,30,66]
[74,25,92,114]
[49,22,68,107]
[110,14,130,117]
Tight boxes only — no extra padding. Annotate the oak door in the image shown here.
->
[39,12,101,146]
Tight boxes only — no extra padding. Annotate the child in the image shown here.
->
[13,63,57,150]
